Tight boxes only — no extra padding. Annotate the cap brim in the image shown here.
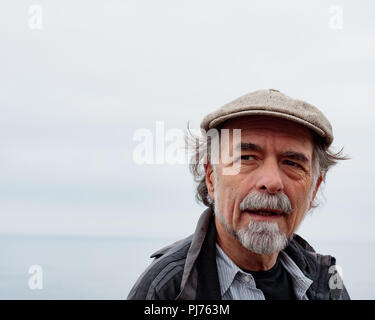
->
[202,109,331,146]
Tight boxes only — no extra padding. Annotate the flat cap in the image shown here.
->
[200,89,333,147]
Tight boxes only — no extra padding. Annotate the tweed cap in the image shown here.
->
[200,89,333,147]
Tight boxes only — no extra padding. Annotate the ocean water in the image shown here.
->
[0,235,373,300]
[0,235,172,300]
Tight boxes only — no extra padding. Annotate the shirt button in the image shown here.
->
[244,275,251,283]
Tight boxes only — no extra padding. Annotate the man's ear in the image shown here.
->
[204,162,215,200]
[309,174,323,210]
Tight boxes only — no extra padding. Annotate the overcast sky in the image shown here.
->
[1,0,374,244]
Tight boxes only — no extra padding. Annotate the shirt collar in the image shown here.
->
[279,250,313,299]
[215,244,257,296]
[215,244,313,299]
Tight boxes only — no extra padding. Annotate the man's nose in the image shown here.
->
[255,159,284,194]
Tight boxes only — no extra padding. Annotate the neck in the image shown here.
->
[214,216,279,271]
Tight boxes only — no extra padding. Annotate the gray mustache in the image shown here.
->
[239,191,292,214]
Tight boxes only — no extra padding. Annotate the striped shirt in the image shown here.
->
[216,244,313,300]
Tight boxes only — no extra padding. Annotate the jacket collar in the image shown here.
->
[177,208,338,300]
[195,213,221,299]
[176,208,213,299]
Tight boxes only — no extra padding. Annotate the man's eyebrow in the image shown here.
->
[235,142,263,152]
[282,151,310,163]
[234,144,310,163]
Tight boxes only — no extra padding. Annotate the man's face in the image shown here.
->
[206,116,320,244]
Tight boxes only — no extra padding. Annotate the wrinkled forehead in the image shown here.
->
[218,115,314,153]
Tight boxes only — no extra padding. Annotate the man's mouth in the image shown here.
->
[243,209,285,218]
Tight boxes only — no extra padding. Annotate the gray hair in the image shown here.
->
[185,124,348,210]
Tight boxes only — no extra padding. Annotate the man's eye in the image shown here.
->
[241,155,256,161]
[284,160,301,168]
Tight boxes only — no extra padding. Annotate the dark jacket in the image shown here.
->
[127,208,350,300]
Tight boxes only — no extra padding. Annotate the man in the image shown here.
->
[128,89,350,300]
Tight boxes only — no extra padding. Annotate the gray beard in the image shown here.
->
[213,166,291,255]
[235,220,289,255]
[214,198,289,255]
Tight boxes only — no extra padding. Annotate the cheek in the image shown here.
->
[217,185,238,220]
[295,186,311,214]
[283,191,310,234]
[221,188,236,213]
